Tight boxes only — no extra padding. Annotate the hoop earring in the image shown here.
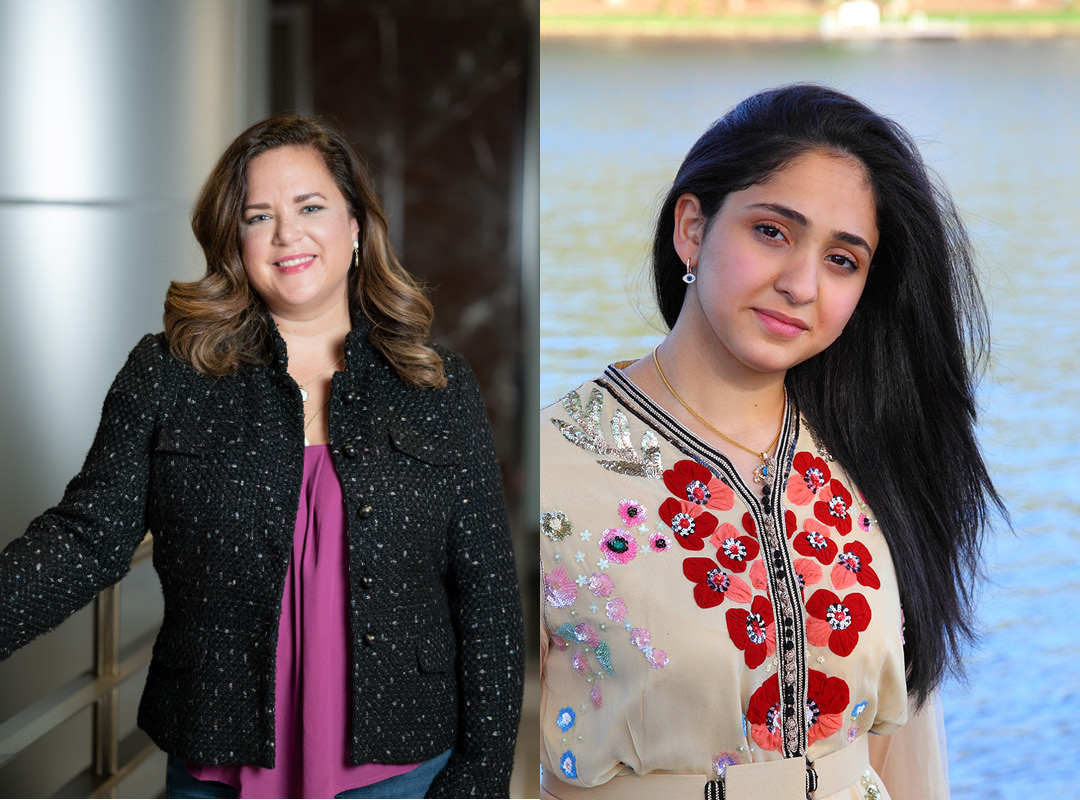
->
[352,241,359,268]
[682,257,696,285]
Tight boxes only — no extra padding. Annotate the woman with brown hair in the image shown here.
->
[0,114,524,799]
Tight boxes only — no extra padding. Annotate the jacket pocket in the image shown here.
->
[416,626,456,674]
[153,429,203,458]
[152,628,208,670]
[388,425,462,466]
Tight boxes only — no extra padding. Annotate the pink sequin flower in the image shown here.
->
[618,499,648,527]
[588,572,614,597]
[544,566,578,609]
[575,622,600,648]
[571,649,589,674]
[600,528,638,564]
[647,648,669,668]
[649,531,672,554]
[591,684,603,710]
[630,627,650,650]
[606,598,628,623]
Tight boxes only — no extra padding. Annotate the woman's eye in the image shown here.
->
[301,204,324,213]
[827,253,859,272]
[245,213,270,225]
[755,224,785,241]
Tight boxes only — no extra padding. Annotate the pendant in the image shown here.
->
[752,453,776,484]
[300,388,309,402]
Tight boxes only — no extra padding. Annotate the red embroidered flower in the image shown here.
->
[664,460,734,511]
[747,674,783,751]
[793,557,823,596]
[792,518,838,565]
[831,541,881,590]
[785,509,797,538]
[726,595,776,668]
[741,512,757,538]
[709,522,760,573]
[683,556,752,609]
[658,498,718,551]
[787,452,832,506]
[805,589,872,656]
[814,479,854,535]
[749,560,769,592]
[806,669,850,745]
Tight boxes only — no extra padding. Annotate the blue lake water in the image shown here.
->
[540,36,1080,798]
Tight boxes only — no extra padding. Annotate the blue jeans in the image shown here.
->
[165,747,454,799]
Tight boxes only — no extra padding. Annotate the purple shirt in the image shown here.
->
[189,445,421,798]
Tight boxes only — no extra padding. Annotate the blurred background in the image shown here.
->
[540,5,1078,798]
[0,0,537,797]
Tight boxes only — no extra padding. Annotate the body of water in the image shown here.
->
[540,36,1080,798]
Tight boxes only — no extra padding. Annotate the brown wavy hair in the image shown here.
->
[164,114,445,388]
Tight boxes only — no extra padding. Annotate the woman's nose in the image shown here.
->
[774,250,818,305]
[272,216,302,245]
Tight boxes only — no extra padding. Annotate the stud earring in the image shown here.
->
[682,257,696,285]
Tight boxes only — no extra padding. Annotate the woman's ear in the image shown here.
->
[673,193,707,269]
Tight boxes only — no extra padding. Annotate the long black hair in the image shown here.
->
[652,84,1006,706]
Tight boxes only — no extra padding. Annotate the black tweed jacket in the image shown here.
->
[0,317,524,798]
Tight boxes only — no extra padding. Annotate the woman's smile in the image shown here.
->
[274,253,317,274]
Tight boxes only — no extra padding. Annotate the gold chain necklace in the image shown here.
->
[303,399,330,446]
[652,347,783,484]
[297,356,344,402]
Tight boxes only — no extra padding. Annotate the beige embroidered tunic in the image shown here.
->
[540,366,948,799]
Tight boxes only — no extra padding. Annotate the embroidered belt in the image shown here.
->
[541,734,872,800]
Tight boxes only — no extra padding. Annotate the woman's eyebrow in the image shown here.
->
[242,192,327,212]
[746,202,809,227]
[746,202,872,256]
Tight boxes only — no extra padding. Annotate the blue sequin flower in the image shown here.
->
[713,752,741,777]
[556,706,576,732]
[852,700,867,719]
[560,750,578,779]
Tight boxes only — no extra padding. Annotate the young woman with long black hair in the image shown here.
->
[539,84,1004,799]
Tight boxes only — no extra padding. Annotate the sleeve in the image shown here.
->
[425,352,525,799]
[868,691,950,800]
[0,334,164,660]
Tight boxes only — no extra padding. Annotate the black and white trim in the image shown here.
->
[602,365,810,758]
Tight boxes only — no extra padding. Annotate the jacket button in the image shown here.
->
[343,391,357,403]
[358,504,374,519]
[362,575,376,588]
[342,443,358,458]
[363,633,376,646]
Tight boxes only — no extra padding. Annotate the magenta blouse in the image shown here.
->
[189,445,421,799]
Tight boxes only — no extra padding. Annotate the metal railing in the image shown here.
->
[0,535,160,798]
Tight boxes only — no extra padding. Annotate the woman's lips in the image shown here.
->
[754,308,808,338]
[274,254,315,274]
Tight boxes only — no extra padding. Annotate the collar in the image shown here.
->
[263,305,377,376]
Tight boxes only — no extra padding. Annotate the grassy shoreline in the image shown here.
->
[540,9,1080,38]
